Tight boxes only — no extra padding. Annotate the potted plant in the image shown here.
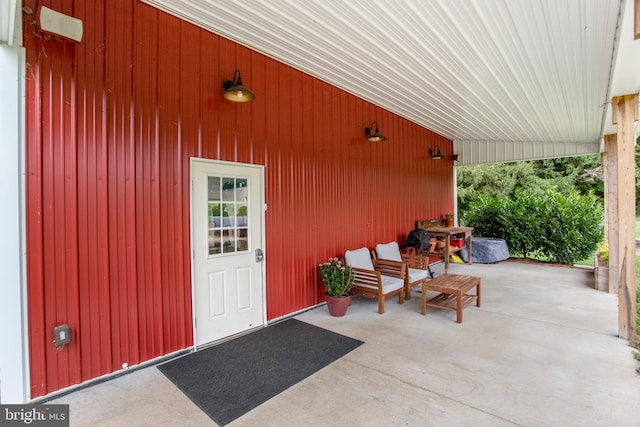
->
[318,258,355,316]
[594,242,609,291]
[444,213,455,227]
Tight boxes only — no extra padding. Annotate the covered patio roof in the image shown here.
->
[144,0,640,165]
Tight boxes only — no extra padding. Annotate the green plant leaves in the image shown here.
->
[462,188,604,265]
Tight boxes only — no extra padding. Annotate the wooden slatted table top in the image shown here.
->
[424,226,474,235]
[424,274,479,293]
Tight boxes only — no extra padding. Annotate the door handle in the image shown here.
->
[255,248,264,262]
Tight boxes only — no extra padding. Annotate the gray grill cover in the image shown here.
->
[459,237,510,263]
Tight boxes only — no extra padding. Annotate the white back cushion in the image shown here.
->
[345,247,374,270]
[375,241,402,262]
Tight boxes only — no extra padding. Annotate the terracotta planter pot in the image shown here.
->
[445,218,454,227]
[325,294,350,317]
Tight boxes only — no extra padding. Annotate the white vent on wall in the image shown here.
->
[37,6,83,43]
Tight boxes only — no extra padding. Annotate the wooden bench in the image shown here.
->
[421,274,481,323]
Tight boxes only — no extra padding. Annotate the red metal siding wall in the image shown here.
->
[23,0,454,397]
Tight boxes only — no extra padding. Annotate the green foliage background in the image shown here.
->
[457,141,640,215]
[463,189,604,264]
[456,153,621,265]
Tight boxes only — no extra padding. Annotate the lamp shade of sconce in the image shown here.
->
[364,122,387,142]
[429,145,445,159]
[222,69,255,102]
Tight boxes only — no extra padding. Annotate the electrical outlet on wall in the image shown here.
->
[54,324,71,348]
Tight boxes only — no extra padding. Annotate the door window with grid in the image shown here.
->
[207,176,249,255]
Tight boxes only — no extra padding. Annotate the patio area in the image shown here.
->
[48,260,640,426]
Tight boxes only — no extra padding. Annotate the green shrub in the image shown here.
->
[539,190,604,264]
[462,195,507,238]
[461,188,604,265]
[504,190,545,257]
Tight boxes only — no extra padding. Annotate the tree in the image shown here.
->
[457,154,604,215]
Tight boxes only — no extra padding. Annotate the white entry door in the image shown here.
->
[191,159,265,347]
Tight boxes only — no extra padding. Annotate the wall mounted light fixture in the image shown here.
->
[429,145,445,159]
[364,122,387,142]
[222,69,255,102]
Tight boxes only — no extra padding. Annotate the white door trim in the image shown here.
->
[189,158,267,350]
[0,43,30,403]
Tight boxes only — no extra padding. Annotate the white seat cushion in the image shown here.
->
[375,241,402,262]
[380,275,404,293]
[345,247,374,270]
[408,267,430,283]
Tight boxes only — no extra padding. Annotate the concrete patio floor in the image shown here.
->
[48,260,640,426]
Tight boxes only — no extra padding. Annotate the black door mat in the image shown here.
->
[158,318,363,426]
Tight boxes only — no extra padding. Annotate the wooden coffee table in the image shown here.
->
[421,274,481,323]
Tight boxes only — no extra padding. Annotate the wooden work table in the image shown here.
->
[418,223,474,274]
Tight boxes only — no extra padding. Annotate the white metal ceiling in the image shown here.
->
[143,0,634,165]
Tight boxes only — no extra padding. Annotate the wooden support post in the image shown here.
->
[635,0,640,40]
[612,94,638,340]
[602,134,619,294]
